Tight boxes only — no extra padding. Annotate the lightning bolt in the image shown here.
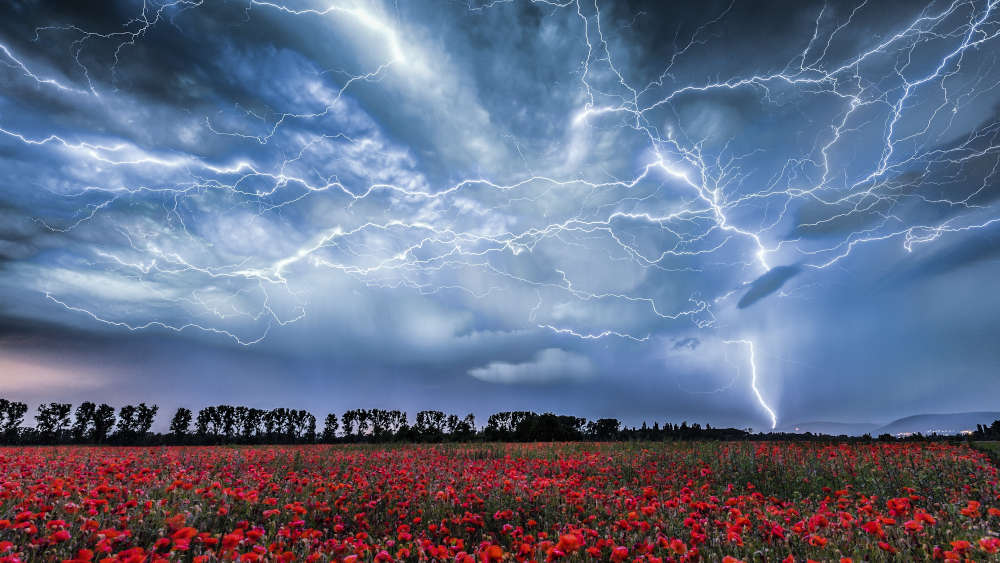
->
[724,339,777,430]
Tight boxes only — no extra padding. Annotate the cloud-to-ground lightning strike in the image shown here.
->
[2,0,1000,427]
[724,339,777,429]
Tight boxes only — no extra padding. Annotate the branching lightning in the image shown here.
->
[2,0,1000,427]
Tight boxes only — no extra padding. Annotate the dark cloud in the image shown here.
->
[737,265,801,309]
[672,337,700,351]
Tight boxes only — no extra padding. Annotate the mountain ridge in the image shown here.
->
[778,411,1000,436]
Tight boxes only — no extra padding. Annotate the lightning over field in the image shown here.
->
[1,0,999,428]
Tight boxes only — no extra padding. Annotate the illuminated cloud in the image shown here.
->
[468,348,595,385]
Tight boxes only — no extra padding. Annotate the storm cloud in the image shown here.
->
[737,265,801,309]
[1,0,999,429]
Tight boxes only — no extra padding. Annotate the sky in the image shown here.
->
[1,0,999,431]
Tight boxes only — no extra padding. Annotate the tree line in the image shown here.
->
[9,398,990,446]
[0,398,754,445]
[971,420,1000,440]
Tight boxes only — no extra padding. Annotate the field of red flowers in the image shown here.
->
[0,442,998,562]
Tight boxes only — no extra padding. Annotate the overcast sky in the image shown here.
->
[1,0,999,430]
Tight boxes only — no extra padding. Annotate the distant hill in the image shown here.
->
[779,412,1000,437]
[873,412,1000,436]
[777,421,879,436]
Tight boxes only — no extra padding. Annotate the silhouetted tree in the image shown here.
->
[196,407,213,441]
[289,409,310,442]
[388,410,407,438]
[72,402,97,442]
[35,403,71,442]
[414,410,446,441]
[136,403,158,437]
[233,406,248,441]
[171,408,192,440]
[484,411,534,441]
[322,413,339,442]
[370,409,391,441]
[972,420,1000,440]
[445,414,460,435]
[586,418,621,440]
[92,404,116,443]
[277,408,294,441]
[355,409,370,437]
[341,409,371,440]
[218,405,237,442]
[513,413,585,441]
[484,412,512,440]
[263,408,284,441]
[340,410,356,438]
[242,408,265,441]
[116,405,138,443]
[0,399,28,442]
[451,413,476,440]
[304,412,317,442]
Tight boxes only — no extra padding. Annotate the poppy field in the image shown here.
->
[0,442,998,562]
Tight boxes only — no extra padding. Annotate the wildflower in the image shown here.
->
[950,540,971,553]
[483,545,503,562]
[980,537,1000,554]
[877,541,897,554]
[556,534,581,554]
[960,501,981,517]
[668,539,687,554]
[808,535,827,547]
